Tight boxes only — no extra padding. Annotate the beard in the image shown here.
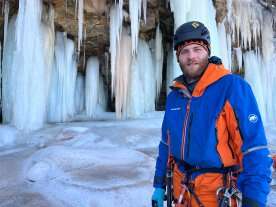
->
[179,56,209,81]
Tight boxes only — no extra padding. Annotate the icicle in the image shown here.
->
[83,26,87,68]
[142,0,147,23]
[129,0,142,55]
[85,57,107,118]
[234,47,242,70]
[127,38,156,118]
[47,32,77,123]
[85,57,99,118]
[75,73,85,114]
[218,21,231,69]
[109,3,123,97]
[115,28,132,119]
[261,11,274,63]
[77,0,84,55]
[42,4,55,100]
[2,0,53,131]
[3,0,9,48]
[2,16,16,123]
[155,24,164,99]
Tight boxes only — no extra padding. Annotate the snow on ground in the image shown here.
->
[0,112,275,207]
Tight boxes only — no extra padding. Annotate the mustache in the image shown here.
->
[186,60,199,65]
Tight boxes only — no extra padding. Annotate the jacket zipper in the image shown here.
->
[181,99,191,160]
[186,113,193,159]
[227,138,235,159]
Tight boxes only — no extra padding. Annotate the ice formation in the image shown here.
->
[224,0,276,124]
[76,0,84,55]
[74,73,85,114]
[129,0,142,55]
[114,28,132,119]
[154,24,164,99]
[85,57,107,119]
[109,3,123,96]
[127,39,156,118]
[47,32,77,123]
[2,0,54,131]
[3,0,9,48]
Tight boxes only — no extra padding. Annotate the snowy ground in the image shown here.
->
[0,112,275,207]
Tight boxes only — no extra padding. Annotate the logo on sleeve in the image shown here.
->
[248,114,258,123]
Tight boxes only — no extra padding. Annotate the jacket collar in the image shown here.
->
[171,63,230,97]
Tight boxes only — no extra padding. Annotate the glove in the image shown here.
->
[152,188,165,207]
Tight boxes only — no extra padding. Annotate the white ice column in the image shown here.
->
[85,57,107,118]
[115,28,132,119]
[75,73,85,114]
[155,24,164,100]
[127,39,156,118]
[47,32,77,123]
[2,0,54,131]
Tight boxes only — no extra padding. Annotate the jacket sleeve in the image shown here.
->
[228,77,272,206]
[153,107,170,188]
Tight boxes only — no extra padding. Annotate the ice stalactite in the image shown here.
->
[166,49,174,95]
[109,3,123,96]
[77,0,84,55]
[42,4,55,101]
[115,28,133,119]
[218,21,231,70]
[129,0,142,55]
[48,32,77,123]
[2,0,53,131]
[127,39,156,118]
[229,0,263,51]
[2,16,16,124]
[155,24,164,99]
[85,57,107,118]
[225,1,276,124]
[74,73,85,114]
[3,0,9,48]
[234,47,243,71]
[142,0,147,23]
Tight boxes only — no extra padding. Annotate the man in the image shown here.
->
[152,21,272,207]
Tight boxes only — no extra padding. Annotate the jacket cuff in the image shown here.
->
[153,175,166,189]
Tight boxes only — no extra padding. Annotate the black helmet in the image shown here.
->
[173,21,210,51]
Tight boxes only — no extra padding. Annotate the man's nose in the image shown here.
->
[187,50,196,60]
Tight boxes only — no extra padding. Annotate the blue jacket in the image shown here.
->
[154,62,272,206]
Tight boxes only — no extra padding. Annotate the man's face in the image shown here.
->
[177,43,209,80]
